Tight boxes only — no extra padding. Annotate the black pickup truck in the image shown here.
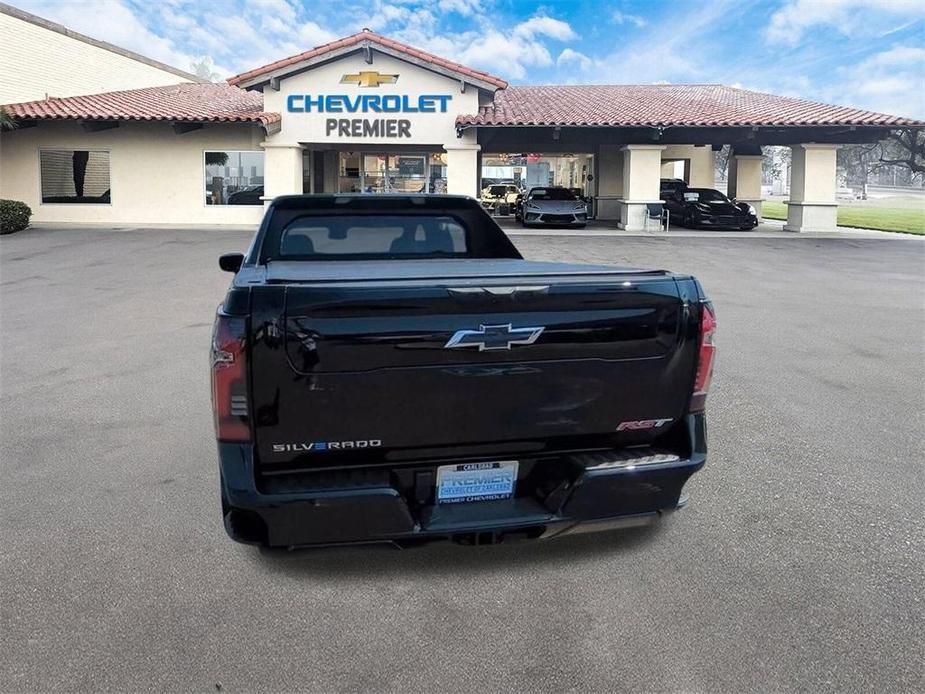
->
[212,195,715,548]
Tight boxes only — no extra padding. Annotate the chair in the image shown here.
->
[645,203,669,231]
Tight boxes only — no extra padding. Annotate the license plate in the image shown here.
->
[436,461,518,504]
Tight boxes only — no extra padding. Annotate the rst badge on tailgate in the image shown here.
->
[617,419,673,431]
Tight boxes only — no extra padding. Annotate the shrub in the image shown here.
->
[0,199,32,234]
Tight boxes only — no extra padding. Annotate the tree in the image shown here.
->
[762,146,790,184]
[205,152,229,167]
[874,129,925,175]
[837,143,876,188]
[714,145,730,180]
[838,128,925,189]
[0,107,16,131]
[191,57,221,83]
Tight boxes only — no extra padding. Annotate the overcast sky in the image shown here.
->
[13,0,925,118]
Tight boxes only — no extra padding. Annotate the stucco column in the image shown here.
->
[658,145,714,188]
[688,147,715,188]
[262,142,303,203]
[727,154,764,220]
[618,144,665,231]
[595,145,624,221]
[444,136,480,198]
[785,144,838,232]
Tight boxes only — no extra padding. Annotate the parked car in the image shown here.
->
[212,194,715,548]
[228,185,264,205]
[480,184,521,214]
[664,187,758,230]
[518,186,588,228]
[660,178,688,200]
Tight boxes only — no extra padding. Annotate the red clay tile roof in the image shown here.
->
[227,29,508,90]
[1,82,280,128]
[457,84,924,128]
[5,81,921,133]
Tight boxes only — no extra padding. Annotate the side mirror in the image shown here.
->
[219,253,244,273]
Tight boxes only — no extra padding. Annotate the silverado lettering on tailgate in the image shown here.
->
[272,440,383,452]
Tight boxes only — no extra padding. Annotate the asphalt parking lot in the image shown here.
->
[1,227,923,693]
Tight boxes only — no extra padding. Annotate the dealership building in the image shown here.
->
[1,5,922,232]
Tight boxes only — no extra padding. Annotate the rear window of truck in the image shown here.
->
[278,215,468,258]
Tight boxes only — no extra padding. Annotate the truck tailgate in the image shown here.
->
[248,265,698,467]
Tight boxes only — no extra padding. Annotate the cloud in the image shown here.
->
[557,48,592,72]
[766,0,925,45]
[453,16,577,78]
[379,9,580,80]
[12,0,583,84]
[828,45,925,118]
[455,31,555,78]
[512,15,578,41]
[249,0,299,24]
[439,0,483,16]
[296,21,338,47]
[611,10,646,28]
[592,0,751,83]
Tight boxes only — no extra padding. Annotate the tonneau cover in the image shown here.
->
[262,258,670,284]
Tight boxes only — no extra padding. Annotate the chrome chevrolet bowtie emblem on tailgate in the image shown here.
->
[444,324,545,351]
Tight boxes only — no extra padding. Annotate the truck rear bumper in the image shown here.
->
[218,416,706,548]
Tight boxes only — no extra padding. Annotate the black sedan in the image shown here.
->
[664,188,758,230]
[227,185,264,205]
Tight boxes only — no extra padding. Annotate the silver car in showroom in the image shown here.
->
[516,186,588,228]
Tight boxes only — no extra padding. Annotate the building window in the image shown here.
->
[40,150,111,204]
[204,151,264,205]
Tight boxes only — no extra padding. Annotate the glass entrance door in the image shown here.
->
[387,154,426,193]
[337,153,447,193]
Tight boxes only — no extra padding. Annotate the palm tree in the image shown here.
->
[0,107,16,131]
[190,57,221,83]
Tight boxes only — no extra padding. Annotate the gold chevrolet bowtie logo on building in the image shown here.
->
[340,70,399,88]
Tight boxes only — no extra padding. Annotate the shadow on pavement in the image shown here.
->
[248,521,668,581]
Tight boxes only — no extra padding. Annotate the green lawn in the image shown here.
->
[762,201,925,235]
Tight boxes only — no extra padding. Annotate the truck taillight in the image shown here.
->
[689,303,716,412]
[211,313,250,442]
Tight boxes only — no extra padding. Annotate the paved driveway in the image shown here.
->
[1,228,923,693]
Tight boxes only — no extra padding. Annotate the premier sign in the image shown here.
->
[326,119,411,137]
[286,71,454,139]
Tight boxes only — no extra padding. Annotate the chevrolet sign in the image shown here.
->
[287,93,452,113]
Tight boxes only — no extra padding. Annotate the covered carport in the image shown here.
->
[457,85,923,232]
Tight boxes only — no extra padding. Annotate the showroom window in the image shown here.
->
[40,150,111,204]
[204,151,265,205]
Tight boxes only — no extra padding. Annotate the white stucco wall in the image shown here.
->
[727,155,763,200]
[0,11,195,105]
[784,143,838,232]
[622,145,664,201]
[660,144,715,188]
[0,121,265,225]
[596,144,624,220]
[444,135,481,197]
[789,144,837,202]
